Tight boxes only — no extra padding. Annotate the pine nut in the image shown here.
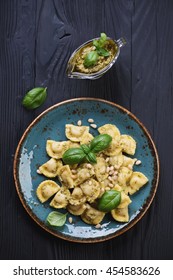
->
[88,118,94,123]
[135,160,141,165]
[95,224,101,229]
[77,120,82,126]
[90,124,97,129]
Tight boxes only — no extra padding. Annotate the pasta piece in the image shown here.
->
[120,135,136,155]
[98,124,120,138]
[46,140,70,159]
[58,165,74,189]
[113,184,123,192]
[102,139,122,156]
[117,166,133,186]
[65,124,89,142]
[122,155,136,169]
[74,164,95,186]
[118,192,132,208]
[128,171,149,195]
[69,187,86,205]
[109,153,124,169]
[94,157,108,182]
[81,205,105,225]
[111,206,129,222]
[36,180,60,203]
[80,132,94,145]
[80,178,100,203]
[50,186,70,208]
[38,158,63,178]
[67,203,87,216]
[68,142,80,149]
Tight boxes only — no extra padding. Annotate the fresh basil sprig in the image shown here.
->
[84,33,110,68]
[46,211,67,227]
[98,190,121,212]
[62,134,112,165]
[22,87,47,109]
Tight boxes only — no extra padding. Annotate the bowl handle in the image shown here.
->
[116,37,127,48]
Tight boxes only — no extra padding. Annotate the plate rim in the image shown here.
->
[13,97,160,243]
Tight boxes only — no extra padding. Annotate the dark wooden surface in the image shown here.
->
[0,0,173,260]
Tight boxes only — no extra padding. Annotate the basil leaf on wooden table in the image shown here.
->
[98,190,121,212]
[90,134,112,153]
[46,211,67,227]
[62,147,86,165]
[22,87,47,109]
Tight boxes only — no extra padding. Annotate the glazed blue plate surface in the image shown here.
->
[14,98,159,243]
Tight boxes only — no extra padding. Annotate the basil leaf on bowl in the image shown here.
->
[22,87,47,109]
[98,190,121,212]
[97,47,110,57]
[46,211,67,227]
[90,134,112,153]
[62,147,86,165]
[84,50,99,68]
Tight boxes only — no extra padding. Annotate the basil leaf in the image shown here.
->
[90,134,112,153]
[62,147,86,165]
[93,39,100,48]
[93,33,107,49]
[99,32,107,46]
[46,211,67,227]
[98,190,121,212]
[86,152,97,164]
[81,144,91,155]
[84,51,99,68]
[97,47,110,57]
[22,87,47,109]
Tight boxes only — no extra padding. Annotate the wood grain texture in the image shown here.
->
[0,0,173,260]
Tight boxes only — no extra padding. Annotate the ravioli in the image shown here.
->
[117,166,133,186]
[38,158,63,178]
[46,140,70,159]
[69,187,86,205]
[102,139,122,156]
[81,205,105,225]
[80,178,100,203]
[109,153,124,169]
[120,135,136,155]
[58,165,74,189]
[94,157,108,182]
[128,171,149,195]
[67,203,87,216]
[74,164,95,186]
[65,124,89,142]
[50,186,71,208]
[98,124,120,139]
[122,155,136,169]
[36,180,60,203]
[80,132,94,145]
[111,206,129,222]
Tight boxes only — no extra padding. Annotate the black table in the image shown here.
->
[0,0,173,260]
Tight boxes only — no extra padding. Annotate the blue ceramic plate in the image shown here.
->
[14,98,159,243]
